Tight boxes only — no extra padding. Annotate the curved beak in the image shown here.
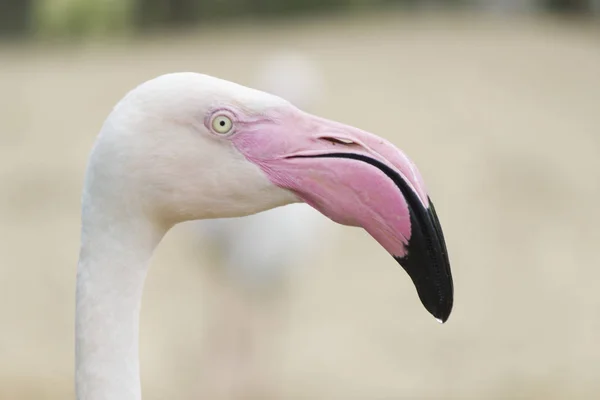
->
[287,151,453,323]
[234,112,454,322]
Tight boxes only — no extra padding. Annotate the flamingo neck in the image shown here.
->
[75,203,166,400]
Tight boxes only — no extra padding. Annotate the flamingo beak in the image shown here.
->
[287,152,453,323]
[233,113,454,322]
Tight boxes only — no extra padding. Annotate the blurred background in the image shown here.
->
[1,0,600,399]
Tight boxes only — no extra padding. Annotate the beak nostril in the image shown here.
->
[321,136,356,146]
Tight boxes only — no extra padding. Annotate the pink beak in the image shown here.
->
[233,110,453,322]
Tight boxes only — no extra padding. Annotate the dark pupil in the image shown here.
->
[219,120,226,126]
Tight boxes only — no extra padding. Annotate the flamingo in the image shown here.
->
[188,52,328,398]
[75,72,454,400]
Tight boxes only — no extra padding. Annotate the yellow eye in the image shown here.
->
[212,115,233,134]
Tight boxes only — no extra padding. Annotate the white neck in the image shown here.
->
[75,200,167,400]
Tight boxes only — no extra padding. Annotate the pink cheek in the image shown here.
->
[231,131,278,161]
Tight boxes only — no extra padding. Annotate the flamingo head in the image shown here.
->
[86,72,453,322]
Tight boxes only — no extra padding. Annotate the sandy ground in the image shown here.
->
[1,11,600,399]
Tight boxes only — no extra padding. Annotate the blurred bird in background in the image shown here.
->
[187,51,330,399]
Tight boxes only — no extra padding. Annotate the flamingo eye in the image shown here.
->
[211,115,233,134]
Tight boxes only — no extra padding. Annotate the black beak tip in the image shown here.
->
[394,199,454,325]
[395,251,454,324]
[407,267,453,323]
[423,293,453,324]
